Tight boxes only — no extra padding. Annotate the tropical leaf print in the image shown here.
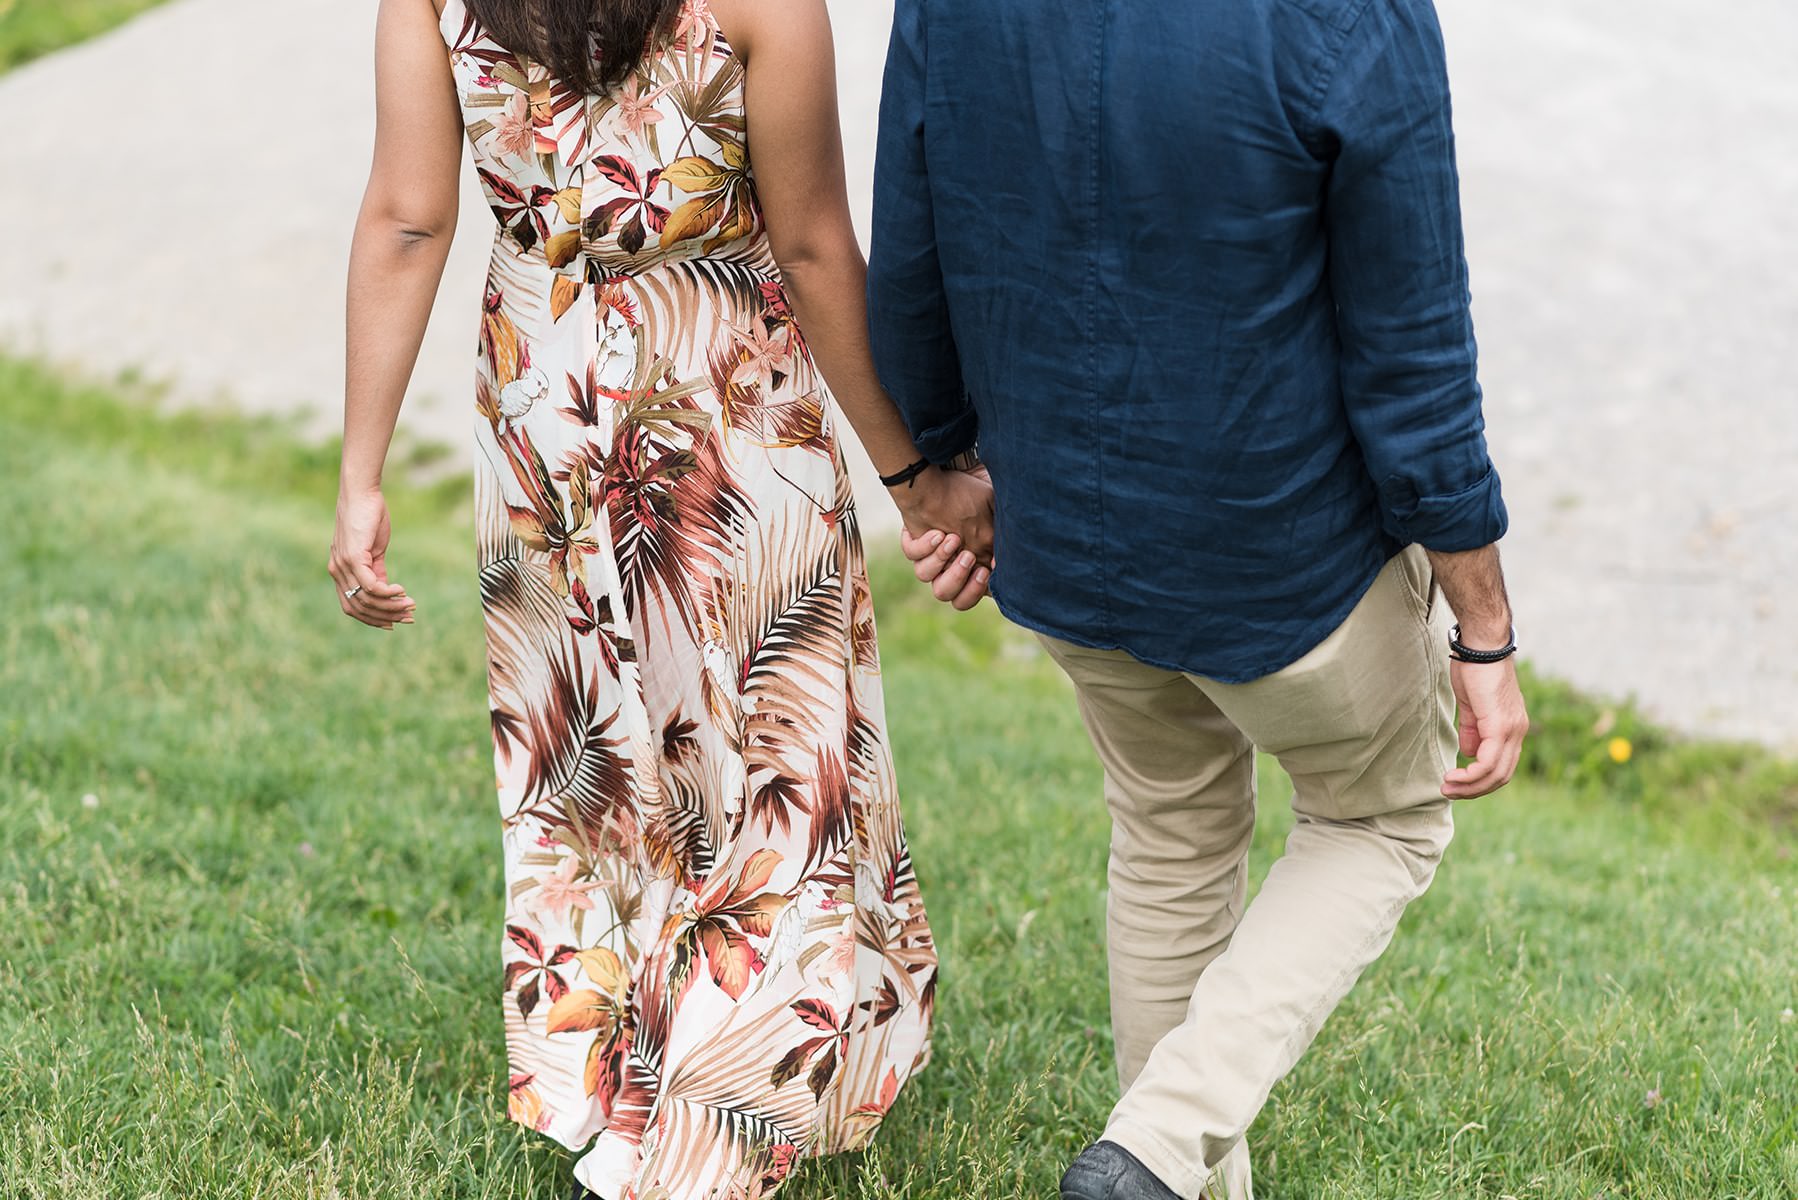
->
[438,0,936,1196]
[667,848,789,1000]
[585,155,670,256]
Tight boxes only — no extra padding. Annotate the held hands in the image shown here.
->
[329,487,417,630]
[900,528,991,610]
[890,465,995,612]
[1442,655,1530,799]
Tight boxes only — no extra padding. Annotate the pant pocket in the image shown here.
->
[1196,551,1451,822]
[1392,545,1436,626]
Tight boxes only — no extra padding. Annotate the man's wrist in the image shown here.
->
[1454,616,1514,651]
[1450,621,1518,665]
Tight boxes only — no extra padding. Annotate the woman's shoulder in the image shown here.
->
[706,0,836,65]
[704,0,751,59]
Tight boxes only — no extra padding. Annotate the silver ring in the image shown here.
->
[344,586,363,600]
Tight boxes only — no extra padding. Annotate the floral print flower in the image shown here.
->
[672,0,713,51]
[494,90,536,160]
[535,855,603,917]
[612,75,670,143]
[729,316,793,393]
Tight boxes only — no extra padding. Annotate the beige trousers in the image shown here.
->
[1036,545,1459,1200]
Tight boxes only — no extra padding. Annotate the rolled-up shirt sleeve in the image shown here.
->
[867,0,979,465]
[1315,0,1507,552]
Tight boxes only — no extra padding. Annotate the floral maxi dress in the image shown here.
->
[436,3,938,1196]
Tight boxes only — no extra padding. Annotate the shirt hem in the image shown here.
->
[991,550,1392,685]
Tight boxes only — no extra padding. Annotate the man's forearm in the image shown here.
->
[1425,543,1513,649]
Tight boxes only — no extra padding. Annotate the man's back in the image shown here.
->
[869,0,1507,681]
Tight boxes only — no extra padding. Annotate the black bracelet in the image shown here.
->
[1449,624,1519,664]
[880,456,932,489]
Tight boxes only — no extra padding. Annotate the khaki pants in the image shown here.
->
[1036,545,1458,1200]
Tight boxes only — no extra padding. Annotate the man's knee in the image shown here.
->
[1363,796,1455,888]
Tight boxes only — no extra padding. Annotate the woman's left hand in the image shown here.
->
[900,527,993,611]
[329,487,417,629]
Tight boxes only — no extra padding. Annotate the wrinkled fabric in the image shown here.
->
[868,0,1508,683]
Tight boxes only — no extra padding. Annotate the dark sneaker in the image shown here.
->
[570,1182,602,1200]
[1060,1141,1184,1200]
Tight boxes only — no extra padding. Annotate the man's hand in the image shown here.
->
[899,528,991,611]
[1442,657,1529,798]
[1426,543,1528,798]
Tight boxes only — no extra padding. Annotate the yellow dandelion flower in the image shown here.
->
[1608,737,1633,764]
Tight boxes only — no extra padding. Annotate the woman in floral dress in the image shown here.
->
[327,1,995,1196]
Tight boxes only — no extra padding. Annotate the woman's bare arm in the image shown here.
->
[330,0,463,627]
[710,0,994,571]
[343,0,464,494]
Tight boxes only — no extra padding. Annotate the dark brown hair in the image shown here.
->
[465,0,683,93]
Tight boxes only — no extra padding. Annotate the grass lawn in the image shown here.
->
[0,0,170,70]
[1,360,1795,1200]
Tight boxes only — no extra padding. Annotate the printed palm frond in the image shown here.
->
[829,439,866,593]
[800,751,853,875]
[478,556,567,764]
[843,668,892,800]
[630,966,676,1070]
[704,338,826,451]
[745,772,805,842]
[487,249,550,329]
[447,10,516,71]
[666,48,746,145]
[862,844,937,1002]
[518,637,636,843]
[476,453,535,570]
[649,1002,821,1183]
[631,253,776,364]
[480,557,636,838]
[598,1049,662,1146]
[607,417,749,652]
[646,726,737,885]
[653,1101,792,1193]
[644,777,712,885]
[711,511,851,831]
[853,788,906,919]
[731,507,845,710]
[816,1021,902,1150]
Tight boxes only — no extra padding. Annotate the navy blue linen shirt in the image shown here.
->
[867,0,1508,683]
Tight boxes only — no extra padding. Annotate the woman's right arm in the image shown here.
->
[331,0,465,628]
[713,0,995,593]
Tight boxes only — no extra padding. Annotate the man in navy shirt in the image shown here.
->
[868,0,1530,1196]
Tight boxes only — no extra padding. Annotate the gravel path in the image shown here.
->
[2,0,1790,749]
